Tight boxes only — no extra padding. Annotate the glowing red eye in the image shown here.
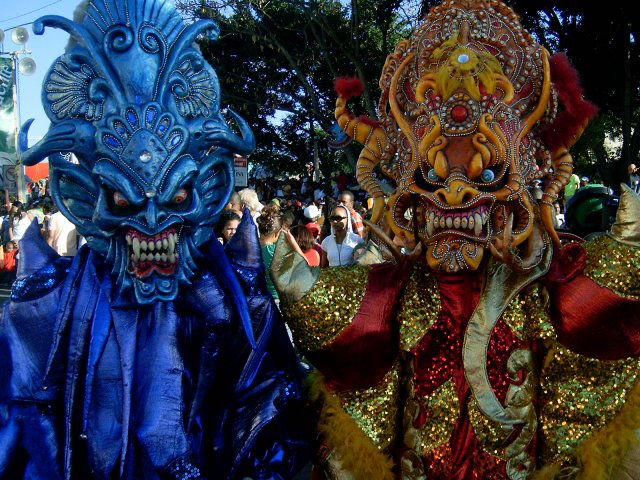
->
[172,188,188,204]
[113,191,129,207]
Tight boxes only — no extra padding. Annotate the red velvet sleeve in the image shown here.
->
[543,242,640,360]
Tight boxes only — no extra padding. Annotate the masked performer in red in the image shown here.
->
[272,0,640,478]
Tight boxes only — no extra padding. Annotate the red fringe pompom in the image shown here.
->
[542,53,598,151]
[334,77,364,100]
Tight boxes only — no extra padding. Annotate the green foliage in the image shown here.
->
[177,0,419,177]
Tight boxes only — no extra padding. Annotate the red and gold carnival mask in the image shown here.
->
[335,0,596,272]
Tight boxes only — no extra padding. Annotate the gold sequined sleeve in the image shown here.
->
[280,265,369,352]
[583,234,640,300]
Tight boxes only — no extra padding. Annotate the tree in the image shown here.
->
[176,0,420,179]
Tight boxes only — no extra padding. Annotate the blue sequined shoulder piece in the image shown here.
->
[11,257,73,302]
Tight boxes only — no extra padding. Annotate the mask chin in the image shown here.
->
[132,273,179,304]
[426,238,485,272]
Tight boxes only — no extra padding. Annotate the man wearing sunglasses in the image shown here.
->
[337,190,365,237]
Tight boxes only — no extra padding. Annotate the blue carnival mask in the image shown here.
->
[19,0,255,304]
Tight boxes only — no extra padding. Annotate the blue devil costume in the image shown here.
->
[0,1,309,478]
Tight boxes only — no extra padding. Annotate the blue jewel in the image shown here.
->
[427,168,439,181]
[105,136,121,149]
[481,169,495,182]
[126,110,137,126]
[146,109,156,124]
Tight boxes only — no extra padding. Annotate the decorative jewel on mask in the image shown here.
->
[139,151,152,162]
[457,53,470,64]
[451,105,468,123]
[428,168,440,181]
[481,169,495,183]
[145,189,157,198]
[440,92,480,136]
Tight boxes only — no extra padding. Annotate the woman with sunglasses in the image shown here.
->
[320,205,364,267]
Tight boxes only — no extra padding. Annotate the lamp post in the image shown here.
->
[0,26,36,203]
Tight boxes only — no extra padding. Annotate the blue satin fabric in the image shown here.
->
[0,219,309,479]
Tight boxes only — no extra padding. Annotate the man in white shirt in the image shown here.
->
[48,210,78,256]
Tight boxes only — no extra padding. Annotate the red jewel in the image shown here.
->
[451,105,468,123]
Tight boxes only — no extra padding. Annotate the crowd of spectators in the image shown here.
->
[0,165,636,294]
[0,181,79,286]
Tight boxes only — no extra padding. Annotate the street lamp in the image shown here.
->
[0,26,36,202]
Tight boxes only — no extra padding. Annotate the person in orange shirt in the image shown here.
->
[0,241,18,285]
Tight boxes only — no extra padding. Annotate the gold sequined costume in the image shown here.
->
[272,1,640,479]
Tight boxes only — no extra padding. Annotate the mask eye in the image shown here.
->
[113,191,130,207]
[172,188,189,205]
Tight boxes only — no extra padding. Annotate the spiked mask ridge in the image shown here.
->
[20,0,255,303]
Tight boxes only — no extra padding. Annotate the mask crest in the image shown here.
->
[20,0,255,303]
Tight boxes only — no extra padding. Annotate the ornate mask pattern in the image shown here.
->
[336,0,596,272]
[20,0,255,303]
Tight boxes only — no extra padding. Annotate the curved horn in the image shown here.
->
[492,49,551,203]
[540,147,574,248]
[334,85,394,225]
[19,119,96,167]
[156,20,220,99]
[203,109,255,155]
[33,16,125,104]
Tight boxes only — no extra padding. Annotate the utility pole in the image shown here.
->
[0,27,36,203]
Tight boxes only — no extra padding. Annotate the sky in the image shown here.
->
[0,0,92,143]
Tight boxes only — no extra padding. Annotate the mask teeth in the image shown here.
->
[126,228,180,268]
[425,204,490,238]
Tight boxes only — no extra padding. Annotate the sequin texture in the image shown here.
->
[539,344,640,464]
[583,235,640,299]
[417,378,459,455]
[281,265,369,352]
[398,264,441,351]
[501,283,555,341]
[11,257,72,302]
[339,362,401,451]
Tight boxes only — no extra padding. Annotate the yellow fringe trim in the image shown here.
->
[532,463,561,480]
[305,370,395,480]
[575,379,640,479]
[534,379,640,479]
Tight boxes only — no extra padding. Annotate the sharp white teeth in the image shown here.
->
[426,219,434,237]
[482,212,489,224]
[169,253,176,263]
[474,213,482,236]
[140,253,147,261]
[163,238,168,250]
[446,217,453,228]
[161,253,168,262]
[133,237,140,258]
[429,211,435,222]
[168,234,176,254]
[468,216,475,230]
[156,240,162,251]
[439,217,446,229]
[148,240,155,251]
[453,217,460,228]
[141,240,148,251]
[461,217,468,228]
[126,235,132,245]
[155,252,161,262]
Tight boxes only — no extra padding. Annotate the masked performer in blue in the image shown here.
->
[0,1,309,478]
